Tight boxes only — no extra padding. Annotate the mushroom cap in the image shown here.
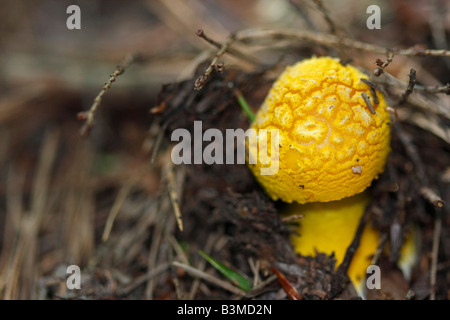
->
[248,56,391,203]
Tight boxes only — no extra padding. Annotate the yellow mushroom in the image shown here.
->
[248,56,391,204]
[285,192,419,298]
[247,56,418,298]
[286,192,376,297]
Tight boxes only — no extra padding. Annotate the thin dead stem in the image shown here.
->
[195,26,449,96]
[420,187,445,208]
[371,233,389,266]
[311,0,338,35]
[118,263,171,297]
[172,261,247,297]
[145,200,168,299]
[1,129,59,299]
[361,92,376,114]
[375,72,450,121]
[398,68,417,106]
[244,274,278,298]
[373,51,394,76]
[196,29,261,67]
[165,161,184,231]
[61,139,94,266]
[79,54,138,137]
[376,72,450,96]
[102,179,136,242]
[248,258,261,288]
[187,233,221,300]
[430,209,442,300]
[397,109,450,144]
[233,28,450,57]
[194,34,236,90]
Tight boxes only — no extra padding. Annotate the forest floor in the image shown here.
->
[0,0,449,300]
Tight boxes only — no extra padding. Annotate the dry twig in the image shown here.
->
[370,233,389,266]
[172,261,247,297]
[420,187,445,208]
[311,0,338,35]
[233,28,450,57]
[196,29,260,67]
[373,51,394,76]
[165,161,184,232]
[78,54,138,137]
[118,263,171,297]
[375,72,450,96]
[361,92,376,114]
[430,209,443,300]
[361,78,379,105]
[196,27,449,95]
[187,233,221,300]
[101,178,137,242]
[398,68,417,106]
[194,33,236,90]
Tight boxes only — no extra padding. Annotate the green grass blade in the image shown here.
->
[198,250,252,292]
[234,90,256,123]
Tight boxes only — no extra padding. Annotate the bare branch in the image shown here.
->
[373,72,450,95]
[196,29,260,67]
[79,54,139,137]
[420,187,445,208]
[166,161,184,231]
[371,72,450,121]
[311,0,338,35]
[234,28,450,57]
[361,78,379,105]
[373,51,394,76]
[194,34,236,90]
[397,108,450,144]
[398,68,417,106]
[430,209,443,300]
[172,261,246,296]
[361,92,376,114]
[414,83,450,95]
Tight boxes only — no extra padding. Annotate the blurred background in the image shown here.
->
[0,0,448,300]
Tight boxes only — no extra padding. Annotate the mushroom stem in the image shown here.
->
[285,192,419,299]
[285,192,378,298]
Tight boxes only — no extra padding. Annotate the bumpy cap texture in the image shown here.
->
[248,57,391,203]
